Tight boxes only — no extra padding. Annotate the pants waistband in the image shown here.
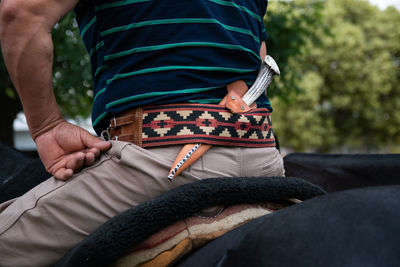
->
[107,103,275,148]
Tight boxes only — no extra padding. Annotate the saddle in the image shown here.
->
[55,177,324,267]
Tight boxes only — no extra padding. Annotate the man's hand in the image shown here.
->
[35,121,111,181]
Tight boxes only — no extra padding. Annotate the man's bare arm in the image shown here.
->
[260,41,267,60]
[0,0,111,180]
[0,0,77,137]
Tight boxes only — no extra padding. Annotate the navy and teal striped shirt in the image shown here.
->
[74,0,270,134]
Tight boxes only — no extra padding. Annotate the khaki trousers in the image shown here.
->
[0,141,284,267]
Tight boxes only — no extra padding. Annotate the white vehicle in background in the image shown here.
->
[13,112,94,153]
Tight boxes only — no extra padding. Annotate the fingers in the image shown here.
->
[84,151,96,166]
[51,148,104,180]
[54,168,74,181]
[66,152,85,171]
[84,147,103,166]
[97,140,112,151]
[81,131,111,151]
[50,152,85,181]
[88,147,101,158]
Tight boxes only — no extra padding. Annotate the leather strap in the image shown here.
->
[109,107,143,145]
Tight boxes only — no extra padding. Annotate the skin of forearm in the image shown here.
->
[0,3,65,140]
[260,41,267,60]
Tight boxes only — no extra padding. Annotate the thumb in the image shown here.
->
[81,130,111,151]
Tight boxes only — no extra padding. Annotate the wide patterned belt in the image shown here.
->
[107,103,275,148]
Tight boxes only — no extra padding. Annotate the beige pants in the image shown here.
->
[0,141,284,267]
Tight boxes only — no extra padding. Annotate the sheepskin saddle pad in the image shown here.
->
[56,177,325,267]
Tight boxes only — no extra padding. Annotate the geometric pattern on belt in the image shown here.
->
[141,104,275,148]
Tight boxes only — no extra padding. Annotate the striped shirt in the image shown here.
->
[74,0,270,134]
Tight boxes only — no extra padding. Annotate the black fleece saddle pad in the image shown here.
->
[56,177,324,267]
[0,158,50,203]
[284,153,400,192]
[0,141,30,184]
[177,185,400,267]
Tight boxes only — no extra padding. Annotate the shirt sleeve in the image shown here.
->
[262,25,268,42]
[262,0,268,42]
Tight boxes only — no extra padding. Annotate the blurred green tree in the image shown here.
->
[269,0,400,152]
[0,12,92,146]
[52,12,93,119]
[265,0,326,101]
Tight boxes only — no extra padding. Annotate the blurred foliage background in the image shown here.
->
[0,0,399,153]
[268,0,400,153]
